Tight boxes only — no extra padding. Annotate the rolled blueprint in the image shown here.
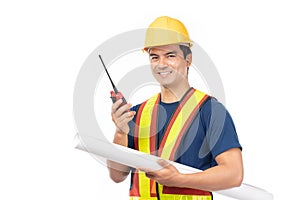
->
[74,134,273,200]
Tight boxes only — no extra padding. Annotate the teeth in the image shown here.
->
[159,71,171,75]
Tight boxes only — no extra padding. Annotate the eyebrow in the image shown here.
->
[149,51,178,57]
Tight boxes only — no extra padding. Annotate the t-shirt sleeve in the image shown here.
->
[201,97,242,159]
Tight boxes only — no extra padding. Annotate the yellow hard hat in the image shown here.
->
[144,16,193,51]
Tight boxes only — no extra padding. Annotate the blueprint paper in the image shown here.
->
[74,134,273,200]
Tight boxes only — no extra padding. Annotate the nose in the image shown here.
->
[157,57,168,67]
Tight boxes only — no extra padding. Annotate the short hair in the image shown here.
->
[179,45,192,75]
[179,45,192,59]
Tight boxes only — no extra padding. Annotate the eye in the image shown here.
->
[150,55,158,61]
[167,54,176,58]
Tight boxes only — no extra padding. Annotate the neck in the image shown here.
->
[160,83,191,103]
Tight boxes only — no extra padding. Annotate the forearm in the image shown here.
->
[175,148,243,191]
[177,163,243,191]
[107,130,131,183]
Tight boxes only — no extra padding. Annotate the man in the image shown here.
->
[108,16,243,200]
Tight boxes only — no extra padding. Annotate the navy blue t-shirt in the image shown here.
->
[128,96,242,171]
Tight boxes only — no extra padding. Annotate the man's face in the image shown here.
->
[149,44,191,88]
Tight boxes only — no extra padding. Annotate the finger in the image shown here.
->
[115,113,134,131]
[112,102,131,122]
[118,111,135,123]
[111,100,123,123]
[115,103,132,117]
[111,99,123,114]
[145,172,154,179]
[137,167,152,173]
[157,159,170,168]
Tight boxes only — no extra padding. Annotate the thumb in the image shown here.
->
[157,159,170,168]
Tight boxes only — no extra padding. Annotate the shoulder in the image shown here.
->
[199,95,233,129]
[200,95,227,115]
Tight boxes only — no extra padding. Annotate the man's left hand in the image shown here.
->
[139,159,182,187]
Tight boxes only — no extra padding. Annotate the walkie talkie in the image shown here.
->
[98,55,127,106]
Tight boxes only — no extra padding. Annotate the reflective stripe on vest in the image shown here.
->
[130,88,211,199]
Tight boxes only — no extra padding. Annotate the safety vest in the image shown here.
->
[129,88,212,200]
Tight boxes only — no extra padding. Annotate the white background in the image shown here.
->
[1,0,299,199]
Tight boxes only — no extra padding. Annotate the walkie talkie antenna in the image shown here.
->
[98,55,119,93]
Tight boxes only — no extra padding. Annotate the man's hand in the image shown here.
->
[111,99,135,134]
[139,159,182,187]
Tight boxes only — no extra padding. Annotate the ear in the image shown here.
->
[186,53,192,67]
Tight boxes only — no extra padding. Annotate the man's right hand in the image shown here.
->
[111,99,136,134]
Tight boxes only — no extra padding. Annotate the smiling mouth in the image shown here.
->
[158,71,172,75]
